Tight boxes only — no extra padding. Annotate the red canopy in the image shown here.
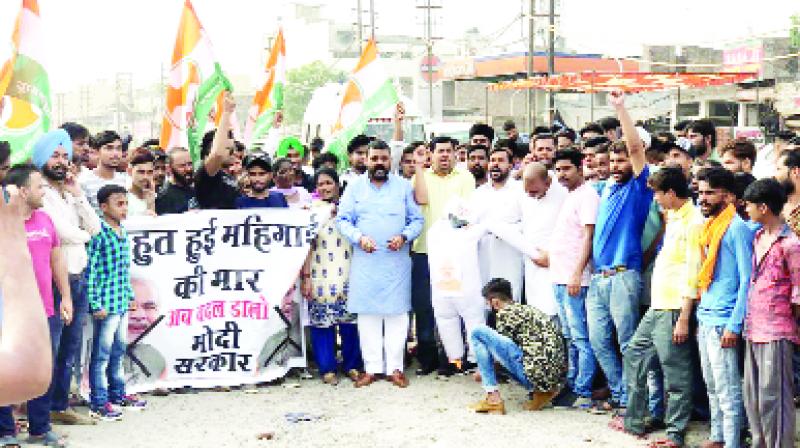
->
[489,72,758,93]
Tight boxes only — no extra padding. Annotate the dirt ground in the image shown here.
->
[47,369,756,448]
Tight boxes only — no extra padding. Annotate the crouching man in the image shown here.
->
[470,278,566,414]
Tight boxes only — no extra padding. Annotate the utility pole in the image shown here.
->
[356,0,363,52]
[369,0,375,40]
[527,0,534,132]
[547,0,556,124]
[417,0,441,121]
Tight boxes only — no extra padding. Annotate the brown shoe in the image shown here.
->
[471,398,506,415]
[50,408,96,425]
[523,389,559,411]
[346,369,361,382]
[322,372,338,386]
[388,370,409,388]
[354,373,377,388]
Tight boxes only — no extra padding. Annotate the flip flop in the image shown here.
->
[607,416,648,440]
[27,431,68,447]
[648,438,682,448]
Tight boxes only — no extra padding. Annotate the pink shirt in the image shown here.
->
[549,182,599,286]
[25,210,60,317]
[745,224,800,344]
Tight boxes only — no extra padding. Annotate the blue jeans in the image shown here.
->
[411,253,438,370]
[89,312,128,409]
[586,270,642,406]
[52,274,86,411]
[310,323,363,375]
[470,325,533,393]
[697,324,744,448]
[0,315,63,437]
[553,284,596,398]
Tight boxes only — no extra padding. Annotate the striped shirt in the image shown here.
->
[85,221,133,314]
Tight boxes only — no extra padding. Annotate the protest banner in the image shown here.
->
[79,208,326,395]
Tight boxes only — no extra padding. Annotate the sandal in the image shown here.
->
[607,416,648,440]
[27,431,67,447]
[0,435,20,448]
[648,438,682,447]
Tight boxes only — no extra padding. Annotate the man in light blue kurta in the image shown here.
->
[336,141,424,388]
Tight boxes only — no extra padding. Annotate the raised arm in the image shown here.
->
[203,91,235,177]
[412,167,429,205]
[609,90,645,176]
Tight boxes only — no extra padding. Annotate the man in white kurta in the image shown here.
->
[491,163,567,317]
[471,148,524,302]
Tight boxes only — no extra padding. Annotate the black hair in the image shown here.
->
[347,134,371,154]
[140,138,160,148]
[696,166,736,193]
[467,144,489,156]
[404,141,425,155]
[531,126,551,137]
[489,146,512,161]
[556,128,577,143]
[430,136,454,150]
[368,139,390,151]
[733,172,757,201]
[598,116,620,132]
[743,178,787,215]
[583,136,610,149]
[60,122,89,141]
[272,157,292,175]
[310,137,325,151]
[234,141,246,152]
[553,149,584,169]
[655,131,676,144]
[469,123,494,142]
[97,184,128,206]
[647,166,689,198]
[673,120,691,132]
[481,278,512,301]
[494,138,514,151]
[776,130,796,143]
[720,138,757,165]
[579,123,604,138]
[0,141,10,166]
[533,133,555,144]
[780,149,800,169]
[95,130,121,149]
[314,167,340,187]
[129,148,155,167]
[609,140,629,155]
[688,119,716,148]
[312,152,339,170]
[3,164,38,188]
[503,120,516,132]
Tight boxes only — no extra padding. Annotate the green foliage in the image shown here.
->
[283,61,346,125]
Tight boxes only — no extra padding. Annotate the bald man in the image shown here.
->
[489,162,567,317]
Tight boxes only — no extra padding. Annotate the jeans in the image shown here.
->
[89,312,128,409]
[309,323,363,375]
[0,315,63,437]
[411,253,438,370]
[697,324,744,448]
[586,270,642,406]
[52,274,86,411]
[624,309,692,445]
[470,325,533,393]
[553,284,596,398]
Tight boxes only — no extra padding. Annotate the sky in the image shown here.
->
[0,0,797,93]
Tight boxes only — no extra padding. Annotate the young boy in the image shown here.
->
[86,184,146,421]
[741,178,800,447]
[469,278,566,415]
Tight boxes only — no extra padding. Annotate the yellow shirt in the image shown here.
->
[411,168,475,253]
[650,200,704,309]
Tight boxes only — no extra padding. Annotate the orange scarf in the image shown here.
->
[697,203,736,292]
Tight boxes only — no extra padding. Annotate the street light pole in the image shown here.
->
[527,0,534,132]
[357,0,363,52]
[547,0,555,124]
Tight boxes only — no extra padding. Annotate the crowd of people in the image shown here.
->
[1,89,799,447]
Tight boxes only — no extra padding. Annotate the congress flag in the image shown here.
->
[244,28,285,146]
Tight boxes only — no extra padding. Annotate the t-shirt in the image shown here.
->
[127,192,150,217]
[194,165,239,209]
[79,170,129,215]
[235,192,289,209]
[26,210,60,317]
[411,168,475,254]
[549,182,600,286]
[593,165,653,272]
[155,183,196,215]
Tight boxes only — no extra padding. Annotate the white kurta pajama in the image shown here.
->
[490,180,568,316]
[471,179,524,302]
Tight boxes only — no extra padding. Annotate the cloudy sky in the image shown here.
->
[0,0,797,93]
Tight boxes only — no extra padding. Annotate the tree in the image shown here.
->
[283,61,346,126]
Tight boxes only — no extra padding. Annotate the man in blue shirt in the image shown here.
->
[695,167,754,448]
[235,152,288,209]
[587,91,653,411]
[336,140,424,389]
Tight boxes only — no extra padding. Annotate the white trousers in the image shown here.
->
[433,294,486,363]
[357,314,409,375]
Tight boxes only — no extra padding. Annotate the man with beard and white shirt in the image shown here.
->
[34,130,100,426]
[79,130,129,215]
[472,147,523,302]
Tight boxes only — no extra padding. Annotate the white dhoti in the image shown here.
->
[432,294,485,362]
[357,314,409,375]
[478,235,523,302]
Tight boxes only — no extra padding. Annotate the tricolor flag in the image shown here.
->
[160,0,231,163]
[0,0,52,165]
[326,39,398,167]
[244,28,285,146]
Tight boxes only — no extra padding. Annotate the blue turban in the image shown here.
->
[32,129,72,169]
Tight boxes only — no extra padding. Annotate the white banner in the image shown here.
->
[80,208,325,395]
